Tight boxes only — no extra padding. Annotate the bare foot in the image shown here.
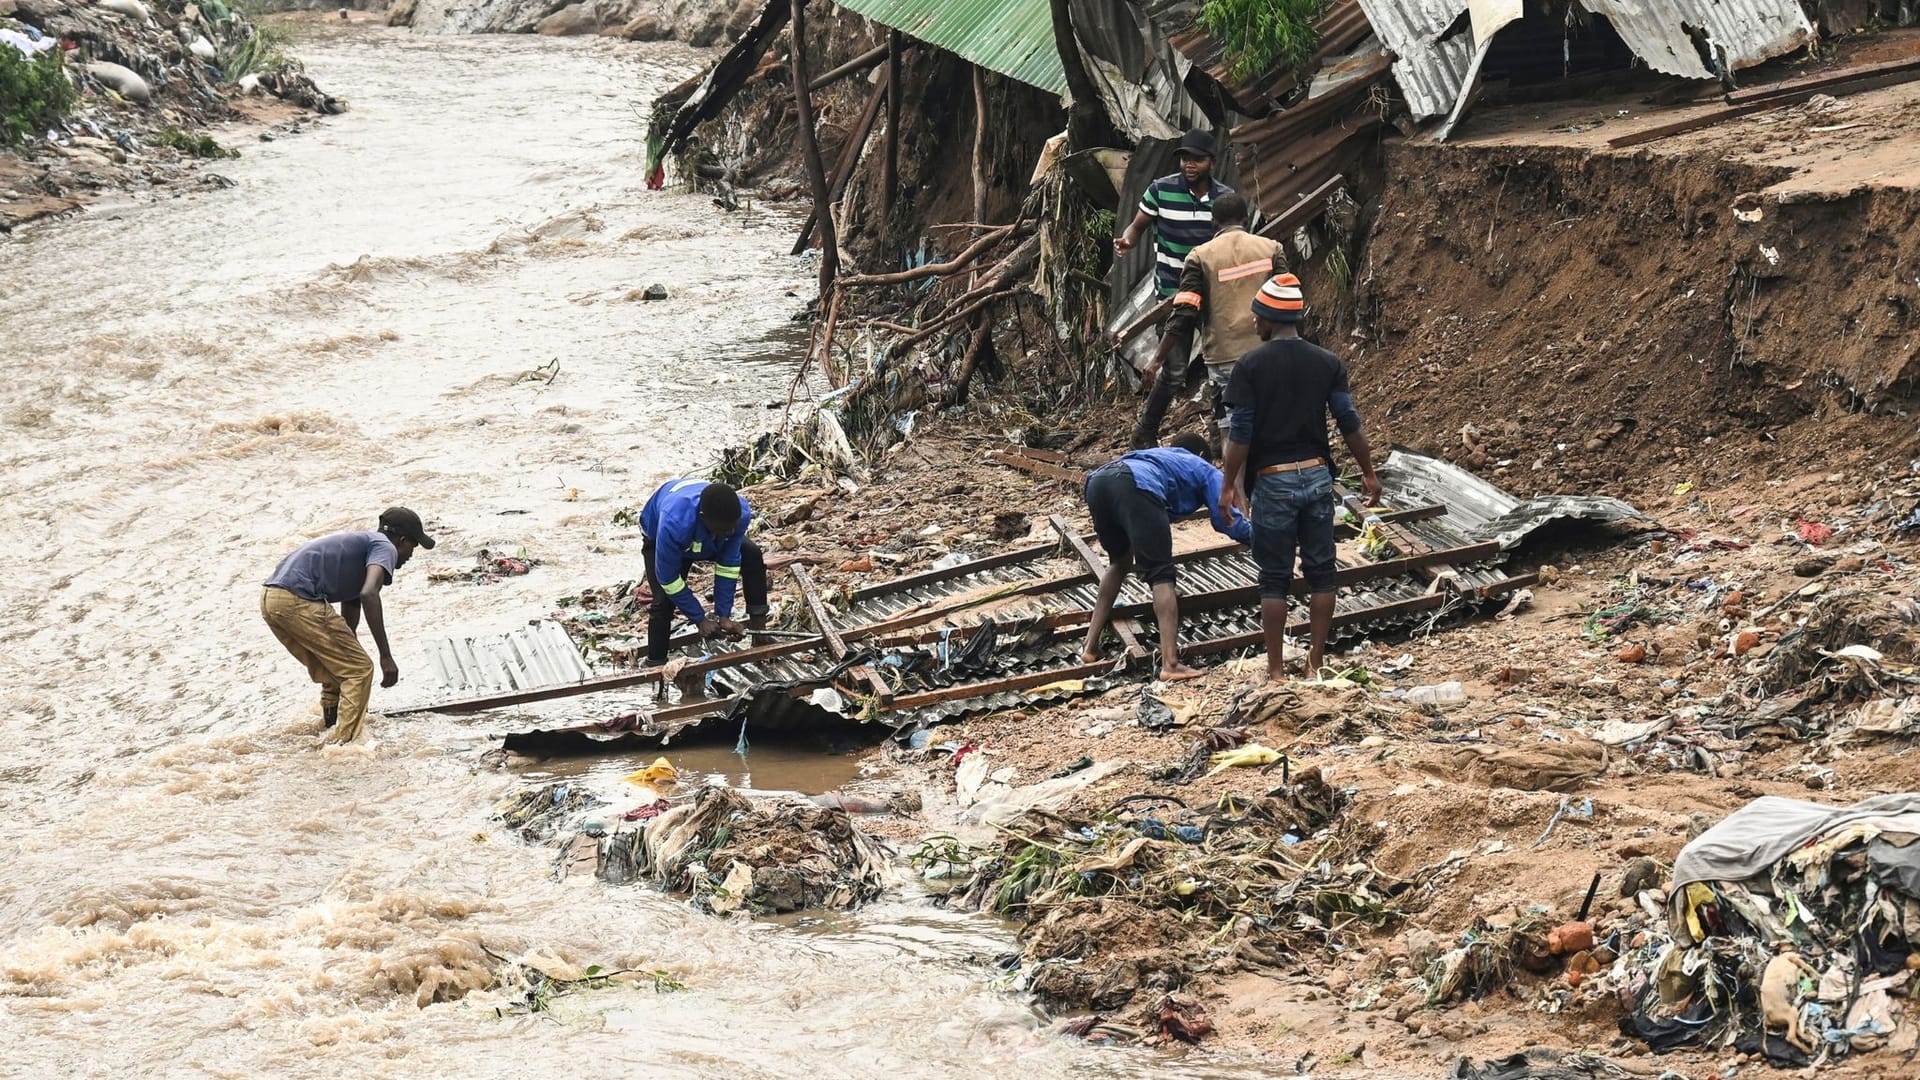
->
[1081,650,1101,665]
[1160,662,1205,682]
[1264,666,1289,684]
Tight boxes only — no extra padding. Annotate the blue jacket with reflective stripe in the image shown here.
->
[1109,448,1253,544]
[640,479,752,622]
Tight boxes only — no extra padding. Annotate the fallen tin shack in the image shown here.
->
[390,450,1644,750]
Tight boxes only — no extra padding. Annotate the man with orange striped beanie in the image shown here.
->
[1220,273,1382,681]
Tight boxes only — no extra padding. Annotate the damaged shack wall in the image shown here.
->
[1334,143,1920,498]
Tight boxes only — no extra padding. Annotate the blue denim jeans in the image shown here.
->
[1252,465,1337,599]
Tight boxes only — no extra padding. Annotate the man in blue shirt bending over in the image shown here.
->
[640,479,770,666]
[1079,433,1253,680]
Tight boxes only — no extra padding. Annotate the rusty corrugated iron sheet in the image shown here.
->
[832,0,1067,94]
[1226,52,1389,226]
[1144,0,1376,115]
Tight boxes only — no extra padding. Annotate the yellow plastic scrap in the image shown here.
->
[625,756,678,787]
[1683,881,1716,941]
[1357,522,1392,561]
[1674,482,1695,496]
[1206,743,1281,776]
[1028,678,1086,696]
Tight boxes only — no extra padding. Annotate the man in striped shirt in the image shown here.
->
[1113,129,1233,298]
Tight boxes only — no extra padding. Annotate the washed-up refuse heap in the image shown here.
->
[494,782,889,915]
[1613,794,1920,1067]
[938,768,1433,1016]
[596,786,889,915]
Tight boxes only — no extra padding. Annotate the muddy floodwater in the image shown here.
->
[0,26,1279,1078]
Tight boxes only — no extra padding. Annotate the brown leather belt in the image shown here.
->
[1258,459,1323,476]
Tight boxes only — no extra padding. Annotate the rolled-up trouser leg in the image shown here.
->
[262,587,374,741]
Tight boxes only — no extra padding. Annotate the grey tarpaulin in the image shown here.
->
[1380,449,1647,551]
[1671,792,1920,898]
[1868,835,1920,896]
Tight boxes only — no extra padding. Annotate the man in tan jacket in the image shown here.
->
[1130,193,1286,450]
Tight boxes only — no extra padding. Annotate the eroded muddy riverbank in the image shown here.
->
[0,24,1261,1079]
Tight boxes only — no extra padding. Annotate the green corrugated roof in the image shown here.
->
[833,0,1068,94]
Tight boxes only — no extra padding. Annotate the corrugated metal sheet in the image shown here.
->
[1363,0,1816,124]
[422,619,592,698]
[1144,0,1377,115]
[833,0,1068,94]
[1380,450,1647,550]
[1580,0,1813,80]
[437,451,1640,745]
[1356,0,1477,119]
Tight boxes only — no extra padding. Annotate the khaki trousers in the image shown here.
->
[260,587,374,742]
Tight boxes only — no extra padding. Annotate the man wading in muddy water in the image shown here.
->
[1080,433,1253,680]
[1221,274,1381,681]
[260,507,433,743]
[640,478,769,665]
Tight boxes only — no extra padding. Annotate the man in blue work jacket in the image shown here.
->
[1079,433,1253,680]
[639,478,770,666]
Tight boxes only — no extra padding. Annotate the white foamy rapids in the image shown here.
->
[0,23,1273,1080]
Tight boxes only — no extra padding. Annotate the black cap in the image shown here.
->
[378,506,435,549]
[1176,129,1216,159]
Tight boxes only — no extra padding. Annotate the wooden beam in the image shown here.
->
[794,563,895,704]
[807,43,890,92]
[791,564,848,657]
[987,449,1086,485]
[1257,172,1345,242]
[848,538,1059,602]
[882,30,902,223]
[792,69,891,256]
[787,0,837,291]
[1050,514,1148,662]
[885,658,1113,711]
[1725,54,1920,104]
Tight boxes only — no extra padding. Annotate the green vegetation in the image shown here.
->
[151,128,241,159]
[216,22,289,82]
[0,47,78,147]
[1199,0,1331,83]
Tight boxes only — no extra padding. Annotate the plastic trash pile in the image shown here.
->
[1611,794,1920,1067]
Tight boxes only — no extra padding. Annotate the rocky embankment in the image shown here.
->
[1,0,339,231]
[390,0,757,45]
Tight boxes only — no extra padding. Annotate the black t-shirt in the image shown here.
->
[1222,336,1350,482]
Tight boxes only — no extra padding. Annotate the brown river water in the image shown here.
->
[0,25,1284,1079]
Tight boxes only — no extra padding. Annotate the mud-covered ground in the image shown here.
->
[696,396,1920,1077]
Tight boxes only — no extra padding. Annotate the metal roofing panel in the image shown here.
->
[1579,0,1814,80]
[1380,450,1647,550]
[832,0,1068,94]
[1354,0,1477,119]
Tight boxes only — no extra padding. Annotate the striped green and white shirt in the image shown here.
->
[1140,173,1232,296]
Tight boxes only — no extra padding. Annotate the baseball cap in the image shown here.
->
[378,506,436,549]
[1176,129,1216,159]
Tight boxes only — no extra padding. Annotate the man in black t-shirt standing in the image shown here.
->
[1220,274,1382,681]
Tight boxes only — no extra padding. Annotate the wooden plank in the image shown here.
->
[1725,54,1920,105]
[793,563,893,704]
[1050,514,1148,662]
[1181,593,1449,660]
[1116,297,1173,348]
[847,539,1058,601]
[791,564,849,657]
[885,659,1114,711]
[1257,172,1345,242]
[1608,58,1920,151]
[987,449,1086,485]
